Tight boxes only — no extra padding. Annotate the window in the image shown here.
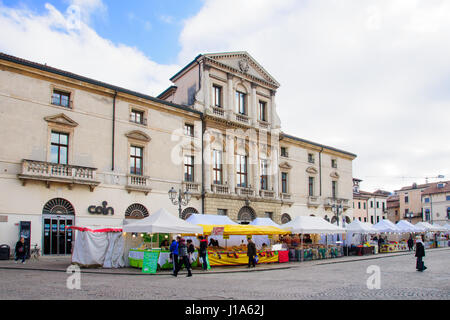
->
[259,101,267,122]
[331,159,337,168]
[260,160,268,190]
[50,132,69,165]
[213,150,223,185]
[364,217,367,222]
[447,207,450,219]
[130,146,143,175]
[51,90,70,108]
[377,216,380,223]
[370,201,373,208]
[218,209,227,216]
[281,147,288,157]
[281,172,288,194]
[376,201,379,209]
[447,195,450,201]
[364,202,366,209]
[213,85,222,108]
[184,124,194,137]
[382,202,385,211]
[395,210,398,216]
[425,209,430,221]
[370,216,374,224]
[235,91,246,115]
[424,198,430,203]
[265,212,273,220]
[308,177,314,196]
[308,153,314,164]
[130,109,145,125]
[358,202,361,209]
[405,195,409,203]
[236,155,248,187]
[332,181,337,198]
[184,156,195,182]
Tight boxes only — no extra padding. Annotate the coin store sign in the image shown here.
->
[88,201,114,216]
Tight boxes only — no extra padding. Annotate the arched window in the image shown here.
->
[331,216,337,224]
[43,198,75,215]
[281,213,291,224]
[181,207,199,220]
[237,206,256,223]
[125,204,149,219]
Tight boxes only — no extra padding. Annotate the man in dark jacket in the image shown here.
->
[15,237,27,264]
[198,236,208,271]
[174,238,192,277]
[415,236,427,272]
[407,236,414,251]
[247,239,257,268]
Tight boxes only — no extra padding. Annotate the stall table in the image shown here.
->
[207,250,279,266]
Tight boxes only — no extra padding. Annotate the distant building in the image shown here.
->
[421,181,450,225]
[386,194,400,223]
[352,179,389,224]
[396,182,433,224]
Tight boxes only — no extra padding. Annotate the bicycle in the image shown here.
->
[30,244,40,261]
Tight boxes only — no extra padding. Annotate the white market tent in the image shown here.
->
[70,226,125,268]
[432,223,447,232]
[396,220,423,233]
[186,213,238,225]
[443,223,450,232]
[373,219,402,233]
[346,219,378,234]
[250,218,282,228]
[415,221,442,232]
[281,216,346,234]
[122,208,203,234]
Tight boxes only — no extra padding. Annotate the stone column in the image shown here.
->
[203,64,211,112]
[226,134,235,193]
[270,90,281,129]
[203,130,212,192]
[251,83,258,126]
[227,73,234,120]
[271,145,279,198]
[251,141,260,197]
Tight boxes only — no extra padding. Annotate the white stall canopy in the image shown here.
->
[250,218,282,228]
[281,216,346,234]
[396,220,423,233]
[346,219,378,233]
[186,214,238,225]
[373,219,401,233]
[122,208,203,234]
[415,222,442,232]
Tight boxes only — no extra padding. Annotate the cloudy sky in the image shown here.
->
[1,0,449,193]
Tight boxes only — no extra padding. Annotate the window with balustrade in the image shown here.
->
[236,155,248,188]
[213,85,222,108]
[213,150,223,185]
[130,146,143,175]
[235,91,246,115]
[184,155,195,182]
[308,177,314,196]
[50,132,69,165]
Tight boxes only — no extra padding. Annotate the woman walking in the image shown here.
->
[415,236,427,272]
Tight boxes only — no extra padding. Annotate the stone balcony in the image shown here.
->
[18,159,100,191]
[211,184,230,194]
[324,197,351,210]
[257,120,270,130]
[126,174,152,195]
[235,186,255,197]
[234,113,250,125]
[211,106,225,118]
[307,195,321,207]
[183,181,201,197]
[259,190,275,199]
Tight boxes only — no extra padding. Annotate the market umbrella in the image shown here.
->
[346,219,378,233]
[432,223,447,232]
[250,217,282,228]
[122,208,204,234]
[396,220,422,233]
[415,222,441,232]
[281,216,346,234]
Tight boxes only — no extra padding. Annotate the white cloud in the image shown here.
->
[0,2,178,96]
[178,0,450,192]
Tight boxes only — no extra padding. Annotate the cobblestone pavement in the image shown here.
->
[0,249,449,300]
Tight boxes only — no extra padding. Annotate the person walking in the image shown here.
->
[170,236,180,275]
[187,239,195,266]
[174,238,192,277]
[415,236,427,272]
[407,236,414,251]
[247,238,257,268]
[198,236,208,271]
[15,237,27,264]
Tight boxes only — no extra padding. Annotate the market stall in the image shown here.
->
[69,226,125,268]
[123,208,203,271]
[191,223,291,266]
[345,219,378,256]
[281,216,346,262]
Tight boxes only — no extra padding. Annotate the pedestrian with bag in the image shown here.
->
[247,238,257,268]
[15,236,27,264]
[198,235,208,271]
[415,236,427,272]
[173,238,192,277]
[187,239,195,265]
[170,236,180,275]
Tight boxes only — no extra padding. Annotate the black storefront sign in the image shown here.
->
[88,201,114,216]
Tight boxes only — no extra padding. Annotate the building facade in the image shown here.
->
[421,181,450,225]
[0,51,356,255]
[396,183,432,224]
[352,179,388,224]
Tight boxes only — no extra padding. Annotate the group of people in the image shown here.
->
[169,235,209,277]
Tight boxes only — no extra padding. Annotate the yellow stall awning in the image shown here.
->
[195,224,291,236]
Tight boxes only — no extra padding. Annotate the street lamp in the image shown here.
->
[406,212,413,223]
[331,202,343,242]
[168,187,191,219]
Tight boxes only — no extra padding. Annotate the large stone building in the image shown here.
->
[0,51,356,255]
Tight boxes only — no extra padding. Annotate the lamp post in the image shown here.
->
[168,187,191,219]
[406,212,413,223]
[332,201,343,242]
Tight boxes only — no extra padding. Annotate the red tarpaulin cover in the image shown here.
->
[278,250,289,263]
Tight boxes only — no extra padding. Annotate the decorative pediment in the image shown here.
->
[330,171,340,179]
[125,130,151,143]
[306,166,318,174]
[44,113,78,127]
[204,52,280,88]
[279,162,292,170]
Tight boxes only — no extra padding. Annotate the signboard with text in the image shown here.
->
[142,251,159,274]
[212,227,224,236]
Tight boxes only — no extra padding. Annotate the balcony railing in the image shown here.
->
[236,186,255,197]
[324,197,351,209]
[18,159,100,191]
[235,113,250,124]
[212,106,225,117]
[307,196,321,207]
[183,181,201,194]
[260,190,275,198]
[212,184,229,194]
[126,174,152,195]
[281,193,292,201]
[258,120,270,130]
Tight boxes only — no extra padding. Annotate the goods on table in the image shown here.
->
[206,248,279,266]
